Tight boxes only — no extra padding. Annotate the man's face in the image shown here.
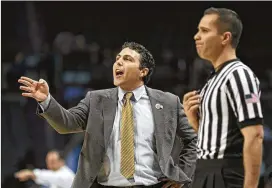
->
[113,48,146,89]
[46,152,63,171]
[194,14,225,61]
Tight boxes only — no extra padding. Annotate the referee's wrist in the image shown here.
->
[188,120,199,131]
[188,119,198,125]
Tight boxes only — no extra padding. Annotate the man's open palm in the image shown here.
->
[18,76,49,102]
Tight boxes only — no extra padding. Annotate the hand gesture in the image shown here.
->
[18,76,49,102]
[14,169,34,182]
[183,90,201,127]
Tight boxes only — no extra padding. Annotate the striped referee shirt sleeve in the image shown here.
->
[225,67,263,128]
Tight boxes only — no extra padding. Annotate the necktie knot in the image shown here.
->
[124,92,133,100]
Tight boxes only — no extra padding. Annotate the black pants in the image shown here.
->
[191,159,244,188]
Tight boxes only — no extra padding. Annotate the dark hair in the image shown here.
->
[48,149,65,160]
[122,42,155,84]
[204,7,243,48]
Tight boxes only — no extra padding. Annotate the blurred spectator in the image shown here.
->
[102,48,113,68]
[264,166,272,188]
[53,32,74,55]
[1,100,31,188]
[6,52,27,91]
[64,133,84,173]
[15,150,75,188]
[102,47,114,82]
[162,48,174,64]
[263,125,272,188]
[74,34,87,51]
[176,58,187,80]
[188,57,213,91]
[38,43,56,94]
[88,42,100,65]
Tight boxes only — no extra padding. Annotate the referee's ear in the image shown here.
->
[222,31,232,46]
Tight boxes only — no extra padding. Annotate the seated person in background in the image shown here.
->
[15,150,75,188]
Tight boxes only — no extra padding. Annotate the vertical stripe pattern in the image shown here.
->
[197,60,263,159]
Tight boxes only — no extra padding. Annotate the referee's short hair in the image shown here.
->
[204,7,243,49]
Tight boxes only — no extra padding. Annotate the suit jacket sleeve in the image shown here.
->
[176,96,198,180]
[37,91,91,134]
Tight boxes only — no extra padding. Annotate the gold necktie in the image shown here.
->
[120,92,135,179]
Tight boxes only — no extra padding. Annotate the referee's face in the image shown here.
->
[194,14,223,61]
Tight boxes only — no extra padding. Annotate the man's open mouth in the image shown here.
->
[115,69,124,76]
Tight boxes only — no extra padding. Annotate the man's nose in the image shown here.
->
[194,32,200,41]
[116,60,123,66]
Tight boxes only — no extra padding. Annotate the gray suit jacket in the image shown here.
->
[38,86,197,188]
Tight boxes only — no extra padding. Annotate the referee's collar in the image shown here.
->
[211,58,240,77]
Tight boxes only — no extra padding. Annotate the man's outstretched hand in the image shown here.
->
[14,169,36,181]
[18,76,49,102]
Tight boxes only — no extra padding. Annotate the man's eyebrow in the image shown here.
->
[198,26,210,30]
[116,54,134,60]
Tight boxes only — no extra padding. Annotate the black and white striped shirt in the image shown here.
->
[197,59,263,159]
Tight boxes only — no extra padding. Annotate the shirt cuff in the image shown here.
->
[39,94,51,112]
[33,169,40,176]
[238,117,263,128]
[32,169,43,185]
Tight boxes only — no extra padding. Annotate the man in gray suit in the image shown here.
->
[18,42,197,188]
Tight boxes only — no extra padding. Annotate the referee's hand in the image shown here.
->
[183,91,201,131]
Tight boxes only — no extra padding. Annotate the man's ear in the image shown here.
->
[222,31,232,46]
[140,68,149,78]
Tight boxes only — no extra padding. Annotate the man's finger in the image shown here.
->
[183,91,197,102]
[170,183,181,188]
[162,181,175,188]
[36,79,48,88]
[187,99,200,109]
[188,104,200,112]
[175,184,182,188]
[20,76,36,84]
[187,95,201,102]
[22,93,34,98]
[184,98,199,111]
[18,79,33,87]
[20,86,33,93]
[18,176,27,181]
[39,78,46,84]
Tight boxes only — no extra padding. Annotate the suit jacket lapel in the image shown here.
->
[145,87,165,161]
[103,88,118,148]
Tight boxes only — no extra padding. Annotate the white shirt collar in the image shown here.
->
[118,85,146,102]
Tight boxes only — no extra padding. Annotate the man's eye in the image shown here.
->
[125,57,132,61]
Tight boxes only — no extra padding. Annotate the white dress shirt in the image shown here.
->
[97,85,163,186]
[33,165,75,188]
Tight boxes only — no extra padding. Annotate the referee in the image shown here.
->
[183,7,264,188]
